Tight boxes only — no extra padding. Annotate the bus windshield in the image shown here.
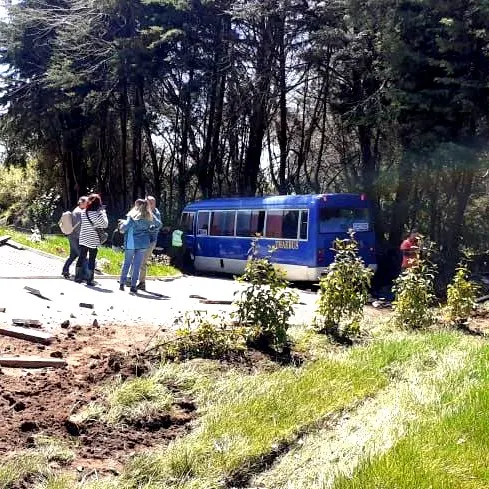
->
[319,207,370,233]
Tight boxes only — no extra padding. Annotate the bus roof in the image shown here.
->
[183,194,368,211]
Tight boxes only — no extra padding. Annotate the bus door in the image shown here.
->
[317,206,375,268]
[180,211,196,258]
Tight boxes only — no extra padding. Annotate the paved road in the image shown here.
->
[0,244,66,278]
[0,243,317,330]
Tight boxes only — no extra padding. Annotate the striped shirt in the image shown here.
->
[79,210,108,249]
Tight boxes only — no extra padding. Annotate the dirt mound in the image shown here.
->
[0,324,195,473]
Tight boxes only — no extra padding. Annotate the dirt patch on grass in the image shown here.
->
[0,323,195,475]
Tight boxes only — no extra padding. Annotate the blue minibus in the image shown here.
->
[180,194,376,281]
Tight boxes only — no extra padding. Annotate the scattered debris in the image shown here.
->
[92,319,99,328]
[50,351,64,359]
[12,319,42,329]
[61,320,70,329]
[0,325,54,345]
[24,286,51,301]
[79,303,94,309]
[190,294,207,300]
[199,299,234,305]
[0,308,5,313]
[0,235,11,246]
[0,356,67,369]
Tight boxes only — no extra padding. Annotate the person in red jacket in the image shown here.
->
[400,231,420,270]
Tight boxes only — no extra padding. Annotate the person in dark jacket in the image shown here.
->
[62,196,88,279]
[119,199,160,294]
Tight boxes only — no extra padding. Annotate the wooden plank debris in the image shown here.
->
[0,236,11,246]
[24,286,51,301]
[0,357,67,369]
[199,299,233,305]
[0,308,5,313]
[12,319,42,329]
[0,325,54,345]
[79,303,94,309]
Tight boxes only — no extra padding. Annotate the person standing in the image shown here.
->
[119,199,157,294]
[400,231,421,271]
[62,196,88,279]
[76,194,108,286]
[171,226,184,270]
[136,196,162,291]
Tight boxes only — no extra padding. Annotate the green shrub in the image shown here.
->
[446,264,478,325]
[316,233,373,337]
[393,261,436,329]
[28,189,60,233]
[163,312,248,360]
[234,240,298,350]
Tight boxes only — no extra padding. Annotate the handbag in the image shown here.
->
[86,212,109,245]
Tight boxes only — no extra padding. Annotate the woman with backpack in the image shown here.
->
[76,193,109,286]
[119,199,160,294]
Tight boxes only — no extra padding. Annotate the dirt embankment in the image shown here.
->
[0,323,195,475]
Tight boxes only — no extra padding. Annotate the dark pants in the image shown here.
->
[77,246,98,274]
[62,236,80,275]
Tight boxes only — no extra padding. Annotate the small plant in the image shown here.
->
[29,226,42,243]
[446,263,478,326]
[316,232,373,337]
[234,240,298,350]
[393,260,436,330]
[163,311,248,360]
[28,189,60,233]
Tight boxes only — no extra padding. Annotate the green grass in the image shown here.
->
[117,332,458,489]
[0,437,74,489]
[72,376,175,426]
[0,225,178,276]
[334,344,489,489]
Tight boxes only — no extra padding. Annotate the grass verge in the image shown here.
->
[0,437,74,489]
[71,375,175,426]
[116,332,458,489]
[0,226,178,276]
[334,342,489,489]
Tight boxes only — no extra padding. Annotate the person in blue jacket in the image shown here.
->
[118,199,160,294]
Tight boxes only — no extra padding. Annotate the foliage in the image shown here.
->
[27,190,60,234]
[446,264,478,325]
[234,241,298,350]
[393,261,436,330]
[316,233,373,337]
[162,311,248,360]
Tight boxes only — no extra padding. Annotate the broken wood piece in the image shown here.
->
[79,303,94,309]
[0,325,54,345]
[0,308,5,313]
[190,295,207,300]
[24,286,51,301]
[0,236,11,246]
[6,241,25,250]
[199,299,233,305]
[0,356,67,369]
[12,319,42,329]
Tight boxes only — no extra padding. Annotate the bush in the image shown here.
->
[393,261,436,330]
[446,264,478,325]
[316,233,373,337]
[234,240,298,350]
[28,189,60,234]
[163,312,248,360]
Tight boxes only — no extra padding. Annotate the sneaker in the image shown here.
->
[136,282,146,291]
[119,284,125,291]
[130,287,138,295]
[62,272,70,279]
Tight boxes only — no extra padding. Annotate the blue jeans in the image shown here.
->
[120,249,147,288]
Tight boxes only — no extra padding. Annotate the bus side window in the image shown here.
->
[300,210,308,240]
[210,211,235,236]
[236,210,265,237]
[197,211,210,235]
[266,210,299,239]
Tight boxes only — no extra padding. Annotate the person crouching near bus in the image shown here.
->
[76,194,109,286]
[400,230,421,271]
[62,196,88,279]
[136,196,162,292]
[119,199,156,294]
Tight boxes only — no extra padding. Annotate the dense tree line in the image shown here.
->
[1,0,489,268]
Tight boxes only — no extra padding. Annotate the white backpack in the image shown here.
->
[58,211,75,235]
